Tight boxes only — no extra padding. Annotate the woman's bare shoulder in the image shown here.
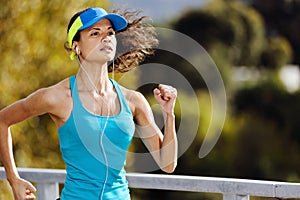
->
[118,85,150,116]
[49,77,71,92]
[118,85,144,102]
[38,77,71,103]
[39,77,73,126]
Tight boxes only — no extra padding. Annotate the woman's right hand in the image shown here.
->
[9,177,36,200]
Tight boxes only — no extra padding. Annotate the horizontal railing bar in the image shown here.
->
[126,173,279,197]
[1,167,300,198]
[275,182,300,198]
[0,167,66,183]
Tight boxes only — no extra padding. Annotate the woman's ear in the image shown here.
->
[72,42,80,55]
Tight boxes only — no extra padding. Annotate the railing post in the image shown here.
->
[36,182,59,200]
[223,194,250,200]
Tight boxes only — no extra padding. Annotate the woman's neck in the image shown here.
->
[77,61,112,96]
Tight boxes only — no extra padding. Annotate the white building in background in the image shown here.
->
[279,65,300,92]
[232,65,300,93]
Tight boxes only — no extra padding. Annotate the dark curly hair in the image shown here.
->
[64,8,159,73]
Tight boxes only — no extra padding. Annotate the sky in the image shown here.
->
[109,0,211,23]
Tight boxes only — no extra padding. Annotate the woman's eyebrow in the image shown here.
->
[91,26,113,31]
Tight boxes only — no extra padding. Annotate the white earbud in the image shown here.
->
[75,47,79,55]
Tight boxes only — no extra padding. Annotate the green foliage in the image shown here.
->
[140,1,300,199]
[251,0,300,64]
[193,0,266,66]
[261,36,293,70]
[167,0,269,94]
[172,0,293,75]
[231,80,300,181]
[173,9,235,49]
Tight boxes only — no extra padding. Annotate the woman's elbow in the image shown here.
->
[161,162,177,173]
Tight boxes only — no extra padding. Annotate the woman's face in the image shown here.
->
[77,18,117,63]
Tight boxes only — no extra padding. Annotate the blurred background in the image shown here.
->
[1,0,300,199]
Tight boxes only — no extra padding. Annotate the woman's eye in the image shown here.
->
[91,32,100,36]
[108,30,115,36]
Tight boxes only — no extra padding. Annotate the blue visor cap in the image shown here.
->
[78,8,128,32]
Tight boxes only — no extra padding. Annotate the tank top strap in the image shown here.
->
[69,75,76,93]
[110,79,132,115]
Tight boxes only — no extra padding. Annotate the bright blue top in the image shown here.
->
[58,75,135,200]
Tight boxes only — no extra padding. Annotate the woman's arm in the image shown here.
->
[133,84,178,173]
[0,87,60,200]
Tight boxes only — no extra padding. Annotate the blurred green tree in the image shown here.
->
[250,0,300,64]
[174,0,266,67]
[136,1,300,200]
[146,0,280,92]
[231,79,300,181]
[260,36,293,70]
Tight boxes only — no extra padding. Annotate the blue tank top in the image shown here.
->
[58,75,135,200]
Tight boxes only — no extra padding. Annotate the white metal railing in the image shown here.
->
[1,167,300,200]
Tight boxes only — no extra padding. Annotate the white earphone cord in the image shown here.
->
[76,55,110,200]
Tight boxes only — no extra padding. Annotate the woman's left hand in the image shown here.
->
[153,84,177,115]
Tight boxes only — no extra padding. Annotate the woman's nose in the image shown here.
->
[102,33,112,43]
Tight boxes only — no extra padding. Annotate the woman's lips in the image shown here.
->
[100,45,113,51]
